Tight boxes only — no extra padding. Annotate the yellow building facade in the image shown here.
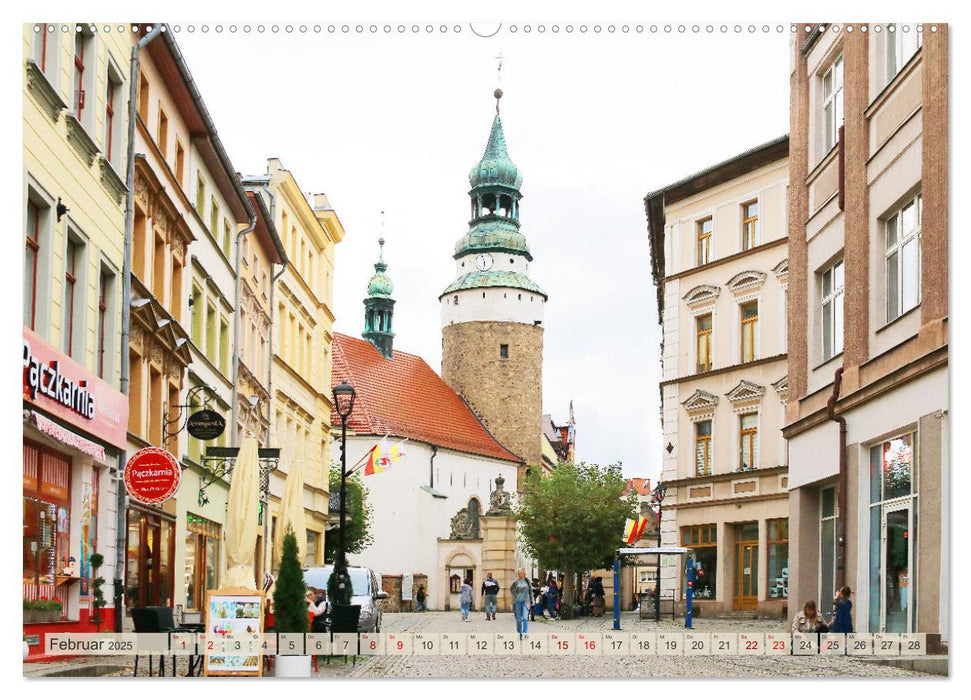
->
[244,159,344,571]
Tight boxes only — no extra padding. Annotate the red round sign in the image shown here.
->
[125,447,181,504]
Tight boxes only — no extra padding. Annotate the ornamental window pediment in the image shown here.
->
[726,270,767,296]
[683,389,719,418]
[725,379,766,412]
[772,375,789,404]
[772,258,789,281]
[683,284,721,308]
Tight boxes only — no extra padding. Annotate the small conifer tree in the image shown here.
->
[272,526,308,634]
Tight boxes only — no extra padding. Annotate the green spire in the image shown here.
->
[468,115,523,190]
[364,236,395,359]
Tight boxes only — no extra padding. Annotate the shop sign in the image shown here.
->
[22,329,128,449]
[125,448,181,504]
[186,409,226,441]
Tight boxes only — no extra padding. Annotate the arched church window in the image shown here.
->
[468,497,481,539]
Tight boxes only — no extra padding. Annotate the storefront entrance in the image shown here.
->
[882,502,914,633]
[733,523,758,610]
[125,507,175,610]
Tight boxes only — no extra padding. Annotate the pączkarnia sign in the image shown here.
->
[22,329,128,449]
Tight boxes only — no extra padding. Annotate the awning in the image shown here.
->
[26,411,106,462]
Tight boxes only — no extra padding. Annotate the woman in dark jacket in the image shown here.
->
[829,586,854,633]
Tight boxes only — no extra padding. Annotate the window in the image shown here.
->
[500,344,509,359]
[305,531,320,567]
[739,413,758,471]
[682,525,717,598]
[195,174,205,218]
[822,55,844,153]
[137,70,149,123]
[72,30,87,121]
[157,107,168,158]
[190,284,204,346]
[742,200,759,251]
[697,217,712,265]
[25,200,42,330]
[740,301,758,362]
[205,303,217,360]
[63,237,82,356]
[766,519,789,600]
[696,313,712,372]
[184,515,220,611]
[695,420,712,476]
[820,486,837,603]
[887,25,922,81]
[870,433,917,505]
[821,259,844,361]
[175,139,185,185]
[453,295,458,305]
[886,194,922,322]
[97,267,114,379]
[223,220,231,258]
[210,197,219,235]
[23,442,71,607]
[104,67,122,164]
[33,24,56,77]
[219,316,230,375]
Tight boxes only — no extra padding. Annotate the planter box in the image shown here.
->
[273,655,311,678]
[23,610,61,623]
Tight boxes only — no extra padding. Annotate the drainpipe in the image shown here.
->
[264,248,286,576]
[116,23,162,633]
[430,445,438,489]
[826,367,847,590]
[231,214,258,446]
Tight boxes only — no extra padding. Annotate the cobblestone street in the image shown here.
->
[324,612,941,679]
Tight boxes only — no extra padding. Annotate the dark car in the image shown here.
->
[302,565,388,633]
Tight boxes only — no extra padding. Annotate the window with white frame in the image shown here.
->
[104,63,123,166]
[32,25,60,82]
[63,232,86,359]
[822,55,844,153]
[886,194,922,322]
[821,259,844,361]
[696,313,713,373]
[72,27,96,131]
[740,301,758,363]
[887,24,922,82]
[738,413,758,471]
[695,420,713,476]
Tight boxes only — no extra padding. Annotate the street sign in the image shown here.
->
[187,409,226,440]
[124,447,181,504]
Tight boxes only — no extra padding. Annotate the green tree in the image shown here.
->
[515,461,636,615]
[324,464,374,564]
[273,526,309,634]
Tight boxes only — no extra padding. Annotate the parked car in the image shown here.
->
[302,565,388,633]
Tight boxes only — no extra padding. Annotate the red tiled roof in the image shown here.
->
[331,334,521,463]
[622,478,652,497]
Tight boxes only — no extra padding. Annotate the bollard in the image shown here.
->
[612,555,621,631]
[685,555,695,629]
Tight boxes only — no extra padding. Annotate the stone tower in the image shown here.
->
[441,90,546,473]
[363,238,395,359]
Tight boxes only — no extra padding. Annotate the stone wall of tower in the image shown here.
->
[442,321,543,470]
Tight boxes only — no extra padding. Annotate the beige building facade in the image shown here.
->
[647,138,790,616]
[244,159,344,572]
[785,24,947,642]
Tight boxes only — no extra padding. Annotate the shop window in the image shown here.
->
[681,525,716,599]
[23,443,71,607]
[820,486,837,603]
[185,514,220,611]
[126,509,175,610]
[767,519,789,600]
[871,432,917,503]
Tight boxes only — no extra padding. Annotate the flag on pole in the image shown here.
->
[622,517,649,544]
[363,437,409,476]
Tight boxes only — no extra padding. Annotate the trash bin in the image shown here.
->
[638,592,656,619]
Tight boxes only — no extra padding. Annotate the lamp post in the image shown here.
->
[652,481,667,622]
[332,381,357,567]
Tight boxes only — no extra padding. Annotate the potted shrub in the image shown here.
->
[327,560,360,634]
[271,526,311,677]
[89,552,106,630]
[24,597,63,623]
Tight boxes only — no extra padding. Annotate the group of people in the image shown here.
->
[791,586,854,634]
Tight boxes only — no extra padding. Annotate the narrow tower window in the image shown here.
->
[499,344,509,359]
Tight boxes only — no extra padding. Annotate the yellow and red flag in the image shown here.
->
[622,517,649,544]
[363,436,409,476]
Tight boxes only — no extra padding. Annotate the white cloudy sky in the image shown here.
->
[176,25,790,481]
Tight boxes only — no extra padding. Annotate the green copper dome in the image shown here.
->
[454,220,532,261]
[366,239,393,298]
[469,115,523,190]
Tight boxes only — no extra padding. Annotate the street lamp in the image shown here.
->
[332,380,356,567]
[652,481,667,622]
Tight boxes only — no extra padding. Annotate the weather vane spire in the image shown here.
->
[494,52,504,114]
[378,210,386,260]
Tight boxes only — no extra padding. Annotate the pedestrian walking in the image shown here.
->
[482,572,500,621]
[459,578,473,621]
[791,601,829,634]
[547,578,560,619]
[415,584,426,612]
[510,568,532,639]
[829,586,854,633]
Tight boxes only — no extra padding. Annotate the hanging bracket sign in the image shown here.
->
[186,409,226,441]
[125,447,181,504]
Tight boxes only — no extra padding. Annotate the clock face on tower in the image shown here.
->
[474,253,494,271]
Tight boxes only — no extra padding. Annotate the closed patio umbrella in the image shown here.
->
[223,436,260,588]
[273,457,307,569]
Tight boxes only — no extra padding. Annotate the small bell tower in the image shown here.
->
[363,236,395,359]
